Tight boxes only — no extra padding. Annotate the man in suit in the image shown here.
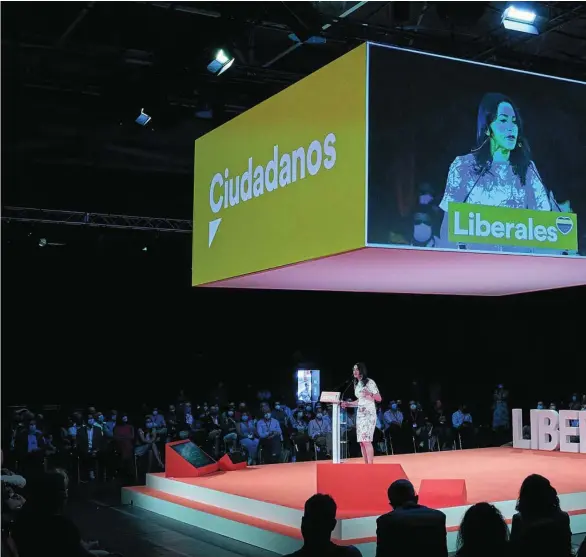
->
[76,415,104,481]
[376,479,447,557]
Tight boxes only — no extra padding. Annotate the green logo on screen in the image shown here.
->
[448,203,578,250]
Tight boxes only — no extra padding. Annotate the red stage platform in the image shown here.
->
[122,448,586,556]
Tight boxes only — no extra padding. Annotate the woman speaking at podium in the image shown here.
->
[341,363,381,464]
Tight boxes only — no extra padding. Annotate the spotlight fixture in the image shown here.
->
[207,49,234,76]
[135,108,152,126]
[502,5,538,34]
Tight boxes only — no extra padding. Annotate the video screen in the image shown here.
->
[171,441,215,468]
[367,44,585,257]
[296,369,320,403]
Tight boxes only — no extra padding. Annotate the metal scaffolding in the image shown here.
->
[1,206,192,233]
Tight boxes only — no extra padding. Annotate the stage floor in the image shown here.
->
[122,448,586,556]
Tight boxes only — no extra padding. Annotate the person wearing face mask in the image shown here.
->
[135,416,164,472]
[411,206,440,248]
[204,405,223,459]
[383,401,404,453]
[256,405,282,464]
[166,405,178,441]
[15,420,47,477]
[94,413,105,431]
[407,401,426,452]
[569,394,581,411]
[236,402,247,421]
[237,412,259,465]
[114,413,135,482]
[179,401,194,439]
[492,384,510,446]
[452,404,474,449]
[76,415,104,481]
[221,406,239,452]
[272,401,293,460]
[291,410,310,462]
[309,409,333,459]
[151,408,167,433]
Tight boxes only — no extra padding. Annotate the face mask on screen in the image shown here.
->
[241,415,249,422]
[419,193,433,205]
[391,404,398,410]
[537,404,544,410]
[297,412,304,419]
[122,416,128,423]
[146,422,154,429]
[227,411,234,417]
[275,405,281,410]
[87,419,95,426]
[572,396,577,402]
[264,413,271,420]
[316,413,323,419]
[306,406,312,412]
[152,410,158,416]
[410,404,417,411]
[413,223,432,243]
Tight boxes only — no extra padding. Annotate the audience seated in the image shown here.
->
[456,502,509,557]
[510,474,572,556]
[376,479,447,557]
[284,494,361,557]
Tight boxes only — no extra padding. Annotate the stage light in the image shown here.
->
[135,108,152,126]
[207,49,234,76]
[502,5,538,34]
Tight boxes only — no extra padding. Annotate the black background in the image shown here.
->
[367,44,586,250]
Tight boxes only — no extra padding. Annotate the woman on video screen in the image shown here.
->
[439,92,553,247]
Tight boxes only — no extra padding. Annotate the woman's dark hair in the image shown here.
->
[353,362,369,386]
[473,92,532,186]
[516,474,561,520]
[457,502,509,557]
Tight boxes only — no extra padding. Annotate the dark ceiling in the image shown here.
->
[2,1,586,215]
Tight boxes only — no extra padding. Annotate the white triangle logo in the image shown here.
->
[208,218,222,247]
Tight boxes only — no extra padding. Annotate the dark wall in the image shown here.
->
[2,219,584,417]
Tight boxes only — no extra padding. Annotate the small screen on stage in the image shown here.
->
[296,369,320,403]
[170,441,215,468]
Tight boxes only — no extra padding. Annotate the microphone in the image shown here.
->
[463,160,492,203]
[527,163,563,212]
[339,378,354,404]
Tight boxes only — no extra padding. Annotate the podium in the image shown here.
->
[320,391,342,464]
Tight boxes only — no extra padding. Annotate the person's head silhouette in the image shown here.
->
[457,502,508,557]
[517,474,560,520]
[300,494,337,546]
[388,479,418,509]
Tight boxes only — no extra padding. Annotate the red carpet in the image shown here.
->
[167,448,586,515]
